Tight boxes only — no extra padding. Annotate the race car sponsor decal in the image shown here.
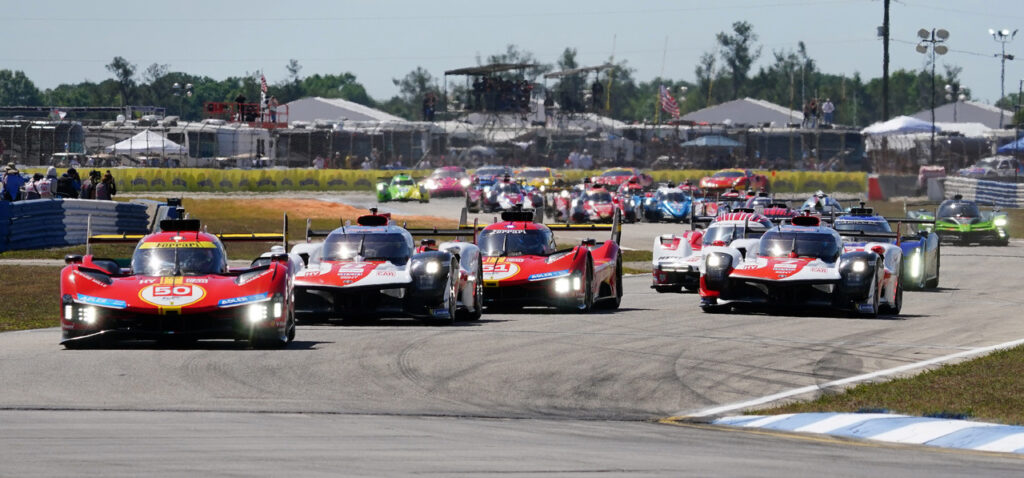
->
[73,270,111,287]
[218,292,268,308]
[730,258,812,280]
[492,229,527,234]
[185,278,209,284]
[483,258,521,281]
[528,269,570,281]
[76,294,127,309]
[139,241,217,249]
[139,283,207,307]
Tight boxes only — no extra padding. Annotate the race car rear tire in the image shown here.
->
[604,255,623,310]
[578,257,594,313]
[459,256,484,321]
[925,250,940,289]
[880,282,902,316]
[427,258,459,325]
[854,262,881,318]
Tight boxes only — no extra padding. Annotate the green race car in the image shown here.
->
[376,174,429,203]
[909,195,1009,246]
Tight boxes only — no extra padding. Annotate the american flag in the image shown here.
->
[659,85,679,119]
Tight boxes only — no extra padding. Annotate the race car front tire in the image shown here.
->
[426,258,459,325]
[458,256,484,321]
[603,255,623,310]
[880,281,902,316]
[925,250,940,289]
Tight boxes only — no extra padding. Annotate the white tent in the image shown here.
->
[861,115,941,135]
[105,129,187,155]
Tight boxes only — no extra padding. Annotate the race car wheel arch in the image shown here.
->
[703,253,733,292]
[410,251,456,297]
[926,248,940,289]
[604,254,623,309]
[580,255,594,313]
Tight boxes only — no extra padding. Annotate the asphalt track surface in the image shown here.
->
[2,196,1024,476]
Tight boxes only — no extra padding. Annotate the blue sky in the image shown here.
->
[3,0,1022,106]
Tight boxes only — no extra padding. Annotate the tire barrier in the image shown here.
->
[0,199,150,252]
[943,177,1024,208]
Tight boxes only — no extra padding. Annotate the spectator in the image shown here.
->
[56,170,78,198]
[3,166,25,201]
[360,157,371,170]
[43,166,58,196]
[68,168,82,195]
[821,98,835,126]
[268,96,279,123]
[25,173,45,200]
[808,99,819,128]
[422,92,436,121]
[95,172,115,200]
[313,155,325,169]
[801,102,811,128]
[580,149,594,169]
[591,80,604,110]
[80,170,101,199]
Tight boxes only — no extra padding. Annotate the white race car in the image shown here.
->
[651,212,773,293]
[287,210,483,324]
[698,214,902,317]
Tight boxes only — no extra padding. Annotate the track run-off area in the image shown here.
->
[2,195,1023,476]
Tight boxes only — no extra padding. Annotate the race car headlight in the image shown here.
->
[554,278,571,294]
[376,184,384,191]
[707,255,722,268]
[544,178,550,184]
[247,304,268,324]
[539,185,546,192]
[560,190,570,198]
[76,306,97,324]
[64,305,73,321]
[272,301,283,319]
[460,178,471,187]
[572,276,582,291]
[425,180,437,190]
[909,252,921,277]
[995,217,1007,227]
[852,261,866,273]
[425,261,440,274]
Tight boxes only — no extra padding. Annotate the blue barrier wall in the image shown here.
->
[0,199,150,252]
[943,177,1024,208]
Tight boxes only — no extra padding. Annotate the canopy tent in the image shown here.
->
[681,135,743,148]
[680,98,802,127]
[861,115,940,135]
[104,129,187,155]
[543,64,615,79]
[444,63,541,76]
[997,136,1024,154]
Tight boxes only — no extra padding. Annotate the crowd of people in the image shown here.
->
[1,164,117,202]
[468,77,533,113]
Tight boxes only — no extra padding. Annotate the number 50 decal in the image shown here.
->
[140,283,207,307]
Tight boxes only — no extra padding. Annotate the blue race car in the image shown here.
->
[833,204,940,290]
[642,187,693,223]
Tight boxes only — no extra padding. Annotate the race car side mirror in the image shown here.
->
[271,253,290,264]
[64,254,83,265]
[581,238,597,247]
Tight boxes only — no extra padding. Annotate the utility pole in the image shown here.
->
[882,0,890,121]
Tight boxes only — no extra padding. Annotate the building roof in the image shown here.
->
[910,101,1012,129]
[285,97,405,123]
[681,97,803,126]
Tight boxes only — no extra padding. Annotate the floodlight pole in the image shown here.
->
[991,29,1017,128]
[917,28,948,165]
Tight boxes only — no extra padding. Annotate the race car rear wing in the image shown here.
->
[545,208,622,244]
[87,214,288,254]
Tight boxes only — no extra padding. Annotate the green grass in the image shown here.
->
[0,266,61,332]
[756,345,1024,425]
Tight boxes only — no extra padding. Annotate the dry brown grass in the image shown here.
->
[758,346,1024,425]
[0,266,61,332]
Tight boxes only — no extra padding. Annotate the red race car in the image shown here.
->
[698,168,769,193]
[591,167,654,189]
[422,166,472,198]
[476,209,623,312]
[60,218,295,348]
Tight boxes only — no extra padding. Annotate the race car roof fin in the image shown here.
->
[159,219,201,232]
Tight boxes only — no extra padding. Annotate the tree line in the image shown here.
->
[1,21,1021,126]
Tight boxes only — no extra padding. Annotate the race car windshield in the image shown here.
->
[938,201,980,218]
[760,231,841,260]
[517,170,549,178]
[662,191,690,202]
[431,169,466,179]
[702,224,766,245]
[601,170,632,177]
[393,178,415,186]
[588,191,613,202]
[800,196,842,211]
[496,183,522,194]
[476,167,508,177]
[713,171,744,178]
[478,229,554,256]
[746,197,772,207]
[131,244,225,276]
[835,221,895,243]
[322,233,411,264]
